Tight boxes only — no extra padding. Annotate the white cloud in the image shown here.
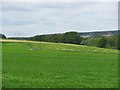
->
[1,2,118,37]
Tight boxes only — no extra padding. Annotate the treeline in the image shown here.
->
[30,31,120,50]
[4,31,120,50]
[30,32,82,45]
[9,37,29,40]
[81,36,120,49]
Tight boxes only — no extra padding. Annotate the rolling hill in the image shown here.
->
[1,39,118,88]
[80,30,119,38]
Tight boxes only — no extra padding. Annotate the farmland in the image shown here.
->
[2,40,118,88]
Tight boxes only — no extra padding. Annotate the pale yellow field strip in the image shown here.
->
[0,39,40,43]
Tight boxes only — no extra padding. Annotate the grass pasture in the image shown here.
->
[2,40,118,88]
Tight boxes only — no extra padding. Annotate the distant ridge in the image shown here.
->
[6,30,120,38]
[79,30,119,38]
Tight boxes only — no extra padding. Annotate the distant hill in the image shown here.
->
[0,33,6,39]
[80,30,119,38]
[8,30,120,39]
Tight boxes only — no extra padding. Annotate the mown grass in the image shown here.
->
[2,41,118,88]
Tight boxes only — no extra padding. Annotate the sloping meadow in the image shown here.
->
[2,41,118,88]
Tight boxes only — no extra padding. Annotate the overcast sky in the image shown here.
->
[1,1,118,37]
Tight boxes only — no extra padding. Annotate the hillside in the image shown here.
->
[7,30,120,50]
[9,30,120,39]
[0,39,118,54]
[80,30,119,38]
[2,39,118,88]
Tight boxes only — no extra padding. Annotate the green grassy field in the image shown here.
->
[2,41,118,88]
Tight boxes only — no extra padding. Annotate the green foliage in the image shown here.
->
[2,42,118,88]
[30,31,82,45]
[30,32,119,50]
[81,36,118,49]
[97,37,108,48]
[61,32,82,44]
[81,38,100,47]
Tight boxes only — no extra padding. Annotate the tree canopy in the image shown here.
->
[30,31,83,45]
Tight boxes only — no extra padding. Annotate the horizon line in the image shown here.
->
[3,29,119,38]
